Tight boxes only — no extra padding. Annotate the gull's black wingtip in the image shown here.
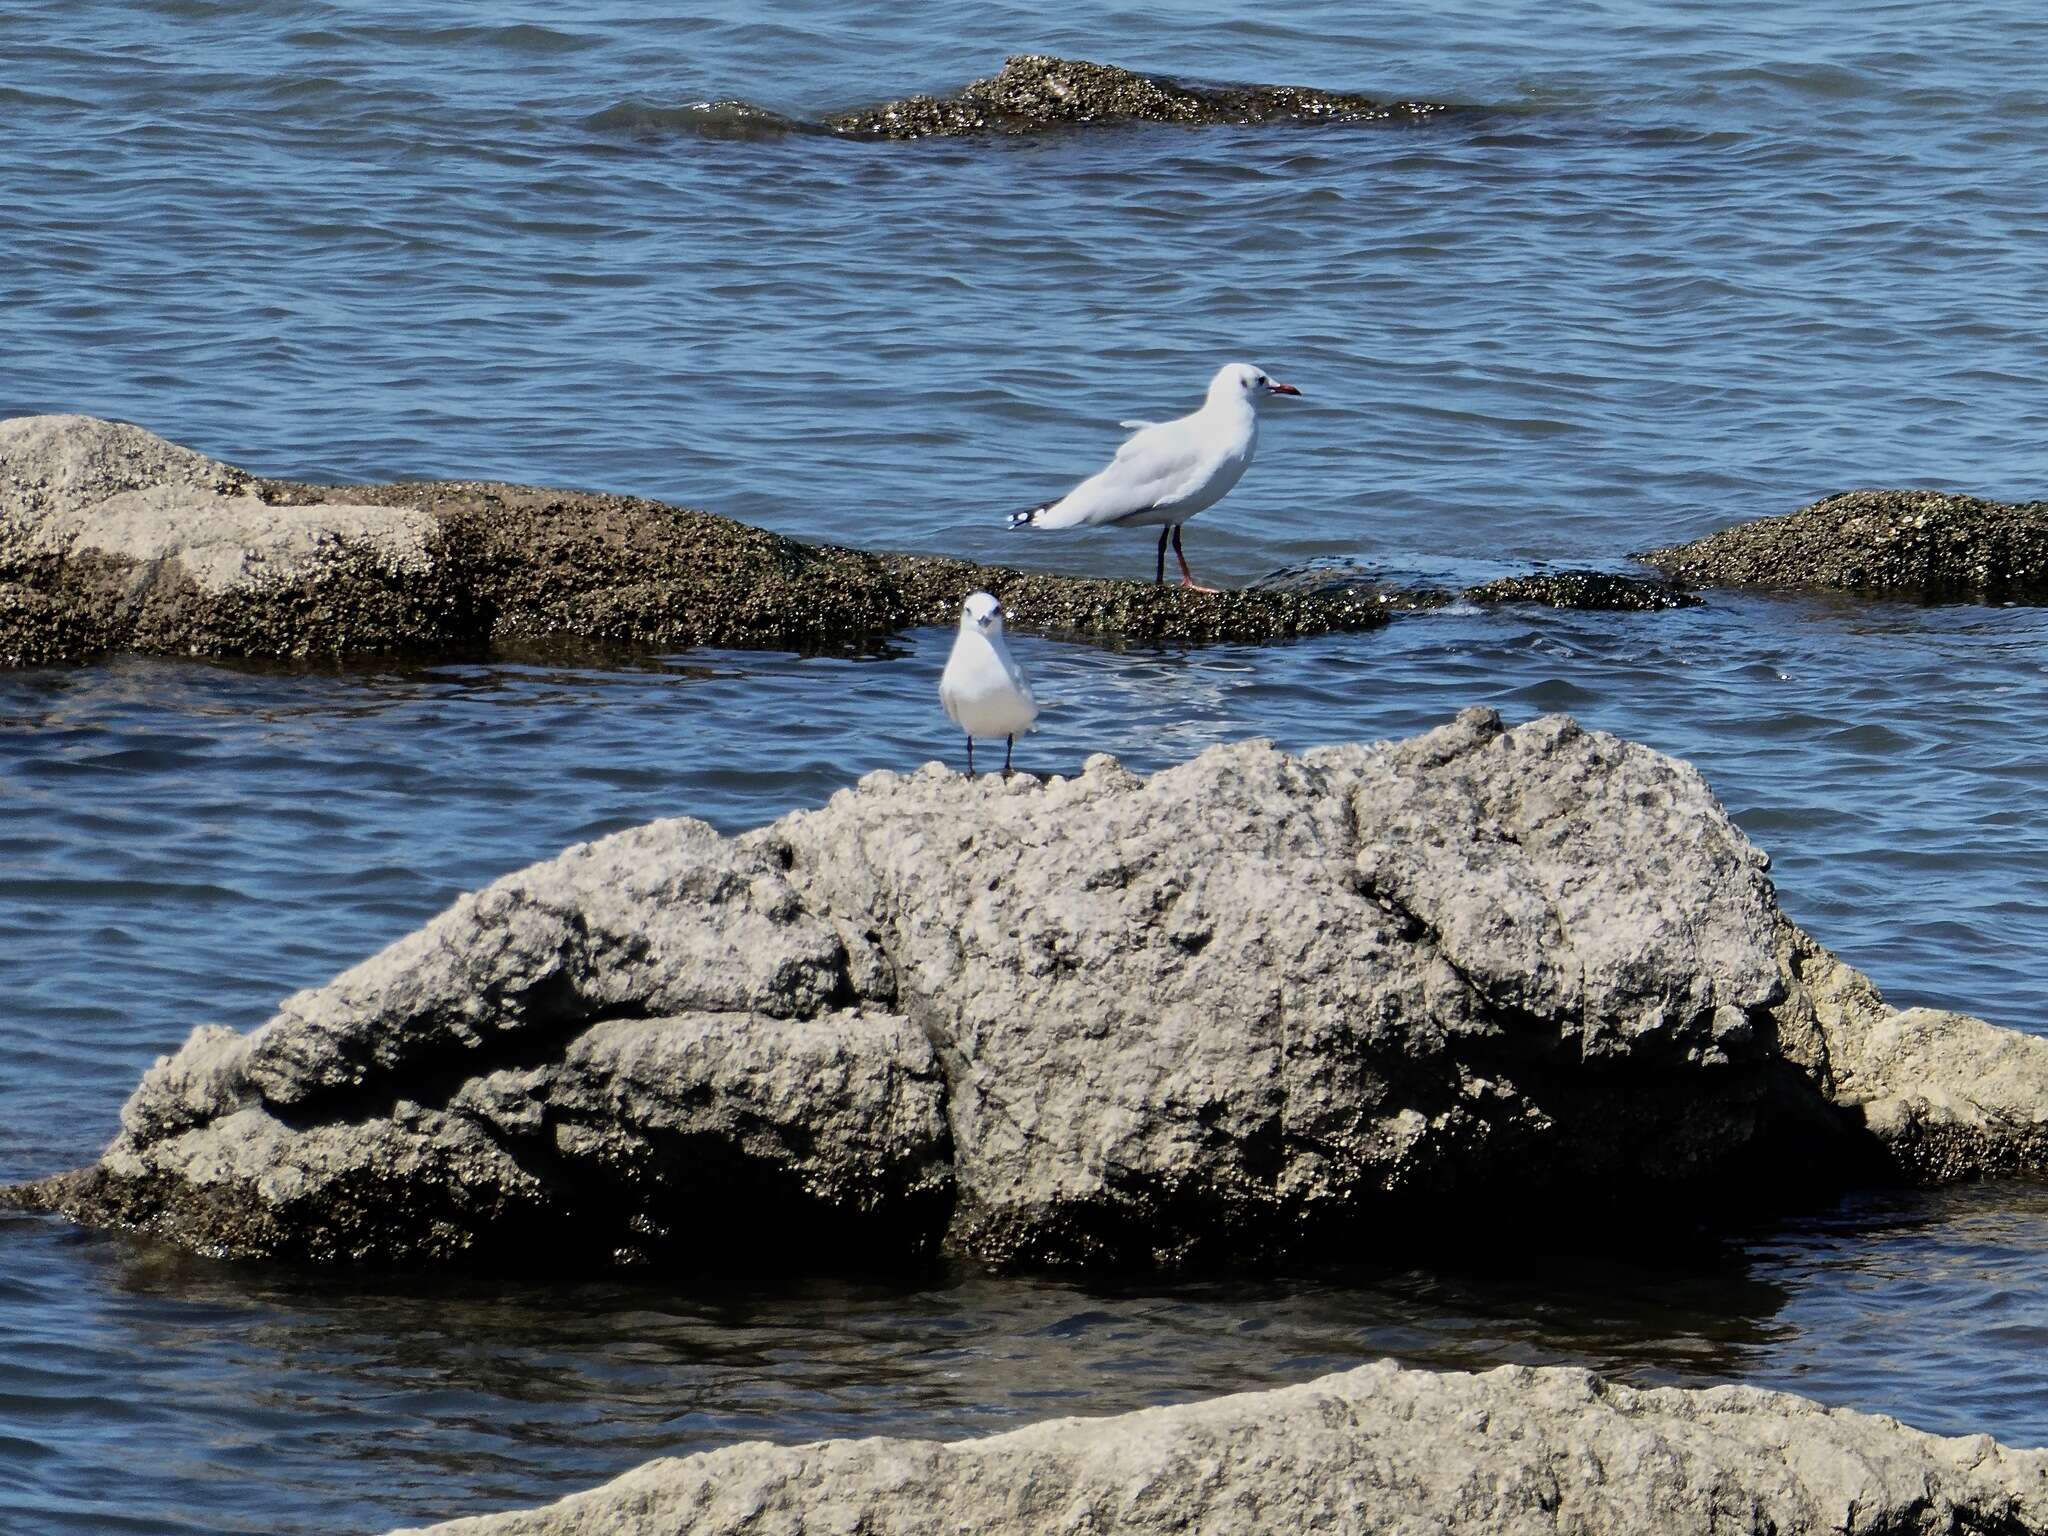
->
[1008,505,1047,531]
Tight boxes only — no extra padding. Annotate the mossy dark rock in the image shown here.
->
[1262,564,1697,613]
[1458,571,1699,611]
[825,54,1460,140]
[0,573,118,667]
[1638,489,2048,602]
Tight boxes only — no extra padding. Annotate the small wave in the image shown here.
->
[258,74,356,104]
[421,22,599,55]
[583,98,822,142]
[0,86,91,111]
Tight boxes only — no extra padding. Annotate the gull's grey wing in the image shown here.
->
[1050,419,1210,526]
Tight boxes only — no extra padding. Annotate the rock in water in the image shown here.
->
[11,710,2048,1271]
[824,53,1462,139]
[384,1358,2048,1536]
[1638,488,2048,602]
[0,413,458,664]
[0,412,1389,665]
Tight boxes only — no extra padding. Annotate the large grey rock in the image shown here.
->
[0,413,469,663]
[20,481,436,596]
[387,1358,2048,1535]
[0,412,249,517]
[15,710,2047,1273]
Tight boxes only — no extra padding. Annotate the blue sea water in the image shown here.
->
[3,2,2048,1531]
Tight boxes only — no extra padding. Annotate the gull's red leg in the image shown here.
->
[1173,526,1219,593]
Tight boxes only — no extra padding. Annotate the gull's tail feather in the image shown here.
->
[1007,503,1052,530]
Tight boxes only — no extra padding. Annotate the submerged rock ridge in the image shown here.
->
[1639,488,2048,602]
[10,711,2047,1272]
[387,1359,2048,1536]
[1453,569,1698,610]
[1262,563,1699,612]
[824,54,1462,140]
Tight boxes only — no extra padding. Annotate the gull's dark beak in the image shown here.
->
[1266,380,1302,396]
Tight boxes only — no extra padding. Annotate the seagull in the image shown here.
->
[939,591,1038,777]
[1008,362,1302,591]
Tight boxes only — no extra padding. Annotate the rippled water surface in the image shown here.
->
[4,1,2048,1531]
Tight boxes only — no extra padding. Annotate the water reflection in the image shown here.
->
[5,1180,2042,1534]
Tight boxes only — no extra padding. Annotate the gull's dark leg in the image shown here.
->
[965,735,974,777]
[1003,734,1015,778]
[1173,525,1219,593]
[1155,525,1170,585]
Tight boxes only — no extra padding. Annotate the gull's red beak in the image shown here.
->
[1267,381,1302,396]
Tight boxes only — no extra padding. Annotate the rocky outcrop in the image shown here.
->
[0,414,1388,666]
[824,54,1461,139]
[389,1358,2048,1536]
[1,415,1713,669]
[12,710,2047,1274]
[1639,489,2048,602]
[1775,926,2048,1183]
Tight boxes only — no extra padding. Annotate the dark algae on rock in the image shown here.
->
[1456,569,1698,610]
[1257,562,1697,612]
[824,53,1463,139]
[1640,488,2048,602]
[587,55,1467,144]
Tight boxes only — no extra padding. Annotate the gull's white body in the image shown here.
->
[940,592,1038,747]
[1021,363,1294,532]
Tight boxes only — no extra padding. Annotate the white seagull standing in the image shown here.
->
[939,591,1039,777]
[1008,362,1302,590]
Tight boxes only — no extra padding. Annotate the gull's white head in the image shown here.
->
[1210,361,1302,407]
[959,590,1006,635]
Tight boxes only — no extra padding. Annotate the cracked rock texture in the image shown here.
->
[1639,488,2048,601]
[13,709,2047,1272]
[824,54,1462,139]
[389,1359,2048,1536]
[0,413,1387,665]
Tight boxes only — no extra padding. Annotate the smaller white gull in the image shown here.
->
[1009,362,1302,591]
[939,591,1038,777]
